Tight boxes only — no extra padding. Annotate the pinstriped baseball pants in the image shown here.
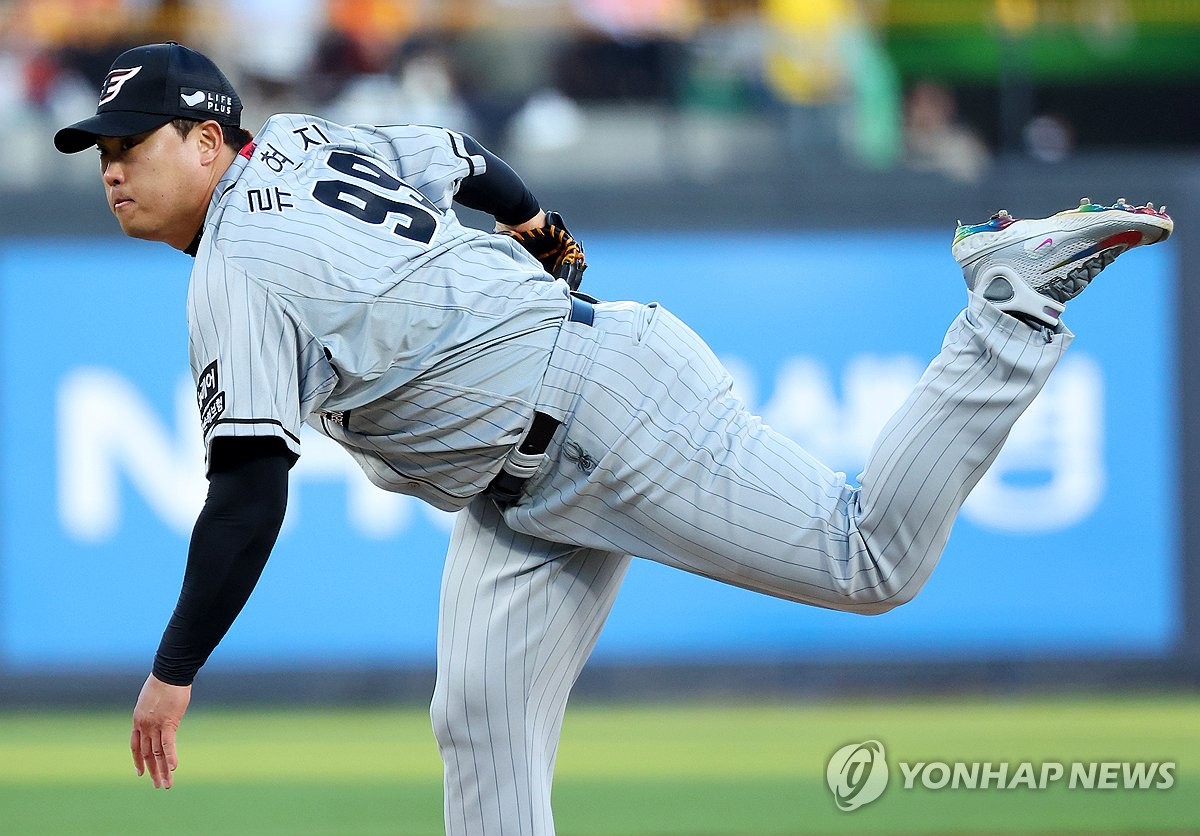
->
[431,294,1070,834]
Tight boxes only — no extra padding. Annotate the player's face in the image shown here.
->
[96,124,213,249]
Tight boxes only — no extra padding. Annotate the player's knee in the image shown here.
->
[836,581,920,615]
[430,676,497,752]
[844,594,908,616]
[429,681,462,750]
[828,538,930,614]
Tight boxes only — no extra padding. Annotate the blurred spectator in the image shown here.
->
[762,0,849,112]
[310,3,477,131]
[1023,112,1075,164]
[219,0,324,106]
[0,2,128,116]
[311,0,424,104]
[761,0,853,160]
[506,87,586,154]
[680,1,764,113]
[903,80,990,183]
[325,46,474,133]
[553,33,687,103]
[26,0,141,87]
[20,48,62,110]
[554,0,696,103]
[445,24,558,149]
[1,0,203,103]
[761,0,900,168]
[141,0,202,43]
[0,0,129,188]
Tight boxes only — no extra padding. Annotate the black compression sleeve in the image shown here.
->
[451,133,541,225]
[151,439,290,685]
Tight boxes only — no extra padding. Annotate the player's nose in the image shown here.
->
[102,160,123,187]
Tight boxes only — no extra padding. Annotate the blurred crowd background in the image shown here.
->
[4,0,1200,190]
[2,0,1198,707]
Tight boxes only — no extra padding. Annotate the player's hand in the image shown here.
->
[131,673,191,789]
[499,210,588,291]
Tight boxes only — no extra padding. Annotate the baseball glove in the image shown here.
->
[507,211,587,291]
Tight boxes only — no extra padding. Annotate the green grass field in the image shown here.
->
[0,694,1195,835]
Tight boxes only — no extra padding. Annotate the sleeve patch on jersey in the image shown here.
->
[200,393,226,437]
[196,360,226,436]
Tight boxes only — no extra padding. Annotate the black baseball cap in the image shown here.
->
[54,41,241,154]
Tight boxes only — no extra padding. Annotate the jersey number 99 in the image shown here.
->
[313,151,440,245]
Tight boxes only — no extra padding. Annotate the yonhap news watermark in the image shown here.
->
[826,740,1176,812]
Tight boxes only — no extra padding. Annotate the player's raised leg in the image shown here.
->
[431,494,630,836]
[855,198,1173,601]
[506,199,1171,614]
[510,297,1063,613]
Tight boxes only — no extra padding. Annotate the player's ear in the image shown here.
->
[196,120,225,163]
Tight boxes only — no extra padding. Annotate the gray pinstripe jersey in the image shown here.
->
[187,114,573,510]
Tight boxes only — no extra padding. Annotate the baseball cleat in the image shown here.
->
[951,198,1174,327]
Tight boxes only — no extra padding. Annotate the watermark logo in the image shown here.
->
[898,760,1176,791]
[826,740,889,811]
[825,740,1176,812]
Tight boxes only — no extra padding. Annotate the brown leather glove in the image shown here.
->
[506,211,587,291]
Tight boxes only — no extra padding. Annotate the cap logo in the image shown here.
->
[179,87,233,116]
[98,66,142,105]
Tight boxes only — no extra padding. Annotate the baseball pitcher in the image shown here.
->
[54,42,1173,835]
